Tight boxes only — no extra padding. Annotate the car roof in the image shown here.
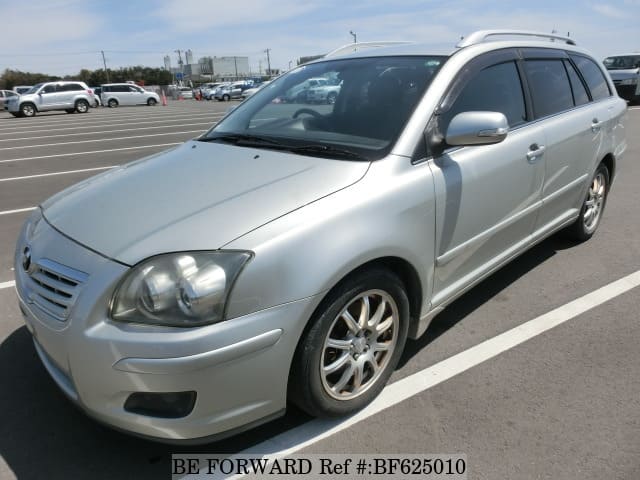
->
[310,32,596,65]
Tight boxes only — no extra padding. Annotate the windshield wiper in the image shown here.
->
[198,134,288,147]
[199,135,369,161]
[287,144,369,161]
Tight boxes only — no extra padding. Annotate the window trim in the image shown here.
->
[420,48,530,162]
[569,53,613,101]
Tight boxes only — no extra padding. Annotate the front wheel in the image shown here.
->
[289,269,409,417]
[223,94,230,101]
[566,163,610,241]
[108,99,118,108]
[20,103,36,117]
[147,98,157,106]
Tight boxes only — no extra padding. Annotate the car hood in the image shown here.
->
[607,68,639,80]
[42,140,370,265]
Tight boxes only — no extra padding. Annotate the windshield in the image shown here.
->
[26,84,44,94]
[603,55,640,70]
[201,55,446,160]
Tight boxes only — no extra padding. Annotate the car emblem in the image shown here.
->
[22,246,32,272]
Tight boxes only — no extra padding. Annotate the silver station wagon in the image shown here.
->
[14,30,627,443]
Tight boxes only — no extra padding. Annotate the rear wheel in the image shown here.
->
[223,94,230,101]
[75,100,89,113]
[566,163,610,241]
[108,99,118,108]
[147,98,157,106]
[289,268,409,417]
[20,103,36,117]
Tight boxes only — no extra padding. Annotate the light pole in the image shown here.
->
[350,30,357,43]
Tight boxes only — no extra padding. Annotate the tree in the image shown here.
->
[0,69,60,90]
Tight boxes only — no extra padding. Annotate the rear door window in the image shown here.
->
[523,60,574,118]
[570,55,611,101]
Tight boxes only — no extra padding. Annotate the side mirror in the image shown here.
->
[445,111,509,146]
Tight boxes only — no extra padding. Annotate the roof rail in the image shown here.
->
[457,30,576,48]
[325,41,414,58]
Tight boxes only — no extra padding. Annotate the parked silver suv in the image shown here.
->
[4,81,95,117]
[14,30,626,443]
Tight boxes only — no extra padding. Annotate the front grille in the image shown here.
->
[26,258,88,321]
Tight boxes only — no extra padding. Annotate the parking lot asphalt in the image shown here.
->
[0,102,638,479]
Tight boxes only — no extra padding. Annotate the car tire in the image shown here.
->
[65,108,76,114]
[289,268,409,417]
[147,98,157,106]
[108,99,118,108]
[566,163,610,242]
[75,100,90,113]
[20,103,36,117]
[223,94,230,101]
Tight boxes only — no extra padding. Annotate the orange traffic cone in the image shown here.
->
[162,92,167,106]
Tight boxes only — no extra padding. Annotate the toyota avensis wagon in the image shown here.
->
[14,30,627,443]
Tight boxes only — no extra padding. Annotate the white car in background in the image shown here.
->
[101,83,160,107]
[307,81,342,104]
[241,81,272,100]
[13,85,33,95]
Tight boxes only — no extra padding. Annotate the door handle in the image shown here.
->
[526,144,546,163]
[591,118,603,133]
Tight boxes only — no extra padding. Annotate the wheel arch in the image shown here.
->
[292,255,423,361]
[20,101,38,112]
[286,254,423,408]
[600,152,616,184]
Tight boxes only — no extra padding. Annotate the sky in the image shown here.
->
[0,0,638,77]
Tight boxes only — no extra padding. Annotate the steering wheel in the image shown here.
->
[293,108,323,119]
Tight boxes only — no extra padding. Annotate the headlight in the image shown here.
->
[620,78,638,85]
[110,251,251,327]
[25,208,43,242]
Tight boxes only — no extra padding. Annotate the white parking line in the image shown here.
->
[219,269,640,475]
[0,143,181,164]
[0,112,223,133]
[0,122,217,141]
[0,166,114,182]
[0,281,15,290]
[0,130,204,150]
[0,207,36,216]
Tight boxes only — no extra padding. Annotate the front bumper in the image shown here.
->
[14,216,318,442]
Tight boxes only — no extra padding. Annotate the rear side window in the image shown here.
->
[440,61,527,130]
[564,60,589,106]
[60,83,83,92]
[571,55,611,101]
[524,60,573,118]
